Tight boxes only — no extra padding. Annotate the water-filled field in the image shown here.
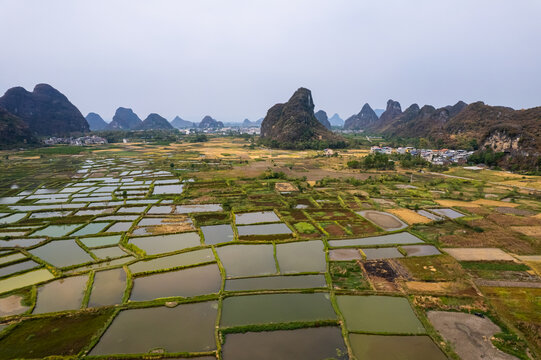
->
[0,144,538,359]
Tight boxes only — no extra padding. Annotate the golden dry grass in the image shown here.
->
[386,208,432,224]
[435,199,480,208]
[511,226,541,236]
[275,182,298,192]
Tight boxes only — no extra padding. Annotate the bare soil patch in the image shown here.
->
[444,248,515,261]
[428,311,519,360]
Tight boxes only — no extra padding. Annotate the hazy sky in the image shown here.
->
[1,0,540,122]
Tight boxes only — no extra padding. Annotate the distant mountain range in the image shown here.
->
[171,116,195,129]
[314,110,331,129]
[0,84,89,136]
[328,113,344,127]
[1,83,539,156]
[85,112,108,131]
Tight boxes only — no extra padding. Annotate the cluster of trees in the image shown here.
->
[347,153,395,170]
[94,129,183,144]
[468,149,506,167]
[259,138,347,150]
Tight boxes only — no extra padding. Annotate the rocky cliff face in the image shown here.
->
[107,107,142,130]
[86,112,108,131]
[139,113,174,130]
[0,107,36,148]
[171,116,194,129]
[260,87,345,147]
[482,130,521,152]
[343,103,379,130]
[199,115,223,129]
[314,110,332,129]
[0,84,89,135]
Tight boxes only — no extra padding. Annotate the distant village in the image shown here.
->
[44,135,107,146]
[370,146,474,165]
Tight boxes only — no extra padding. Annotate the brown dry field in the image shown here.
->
[387,208,432,224]
[444,248,516,261]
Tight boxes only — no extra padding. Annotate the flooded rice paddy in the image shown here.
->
[0,153,523,359]
[222,327,348,360]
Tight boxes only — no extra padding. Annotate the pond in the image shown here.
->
[153,184,183,195]
[0,253,26,265]
[129,233,200,255]
[217,244,277,278]
[236,223,292,236]
[117,206,147,213]
[328,249,362,261]
[92,246,128,259]
[79,235,121,248]
[88,268,126,307]
[0,213,26,225]
[89,302,217,355]
[130,264,221,301]
[71,223,110,237]
[128,248,215,274]
[402,245,441,257]
[328,232,423,247]
[416,210,443,221]
[220,293,336,327]
[225,274,327,292]
[33,275,88,314]
[222,327,347,360]
[32,224,82,238]
[336,295,425,334]
[275,241,326,273]
[99,215,139,221]
[107,221,135,232]
[357,210,408,231]
[349,334,447,360]
[29,211,72,219]
[429,208,464,219]
[174,204,223,214]
[0,260,39,278]
[0,269,54,294]
[201,224,234,245]
[361,247,404,260]
[29,240,95,268]
[147,206,174,215]
[235,211,280,225]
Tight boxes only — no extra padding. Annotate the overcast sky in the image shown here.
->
[1,0,540,122]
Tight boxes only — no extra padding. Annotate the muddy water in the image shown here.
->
[236,223,292,236]
[349,334,447,360]
[88,268,126,307]
[225,274,327,292]
[220,293,336,327]
[222,327,348,360]
[402,245,441,257]
[89,302,217,355]
[128,248,215,274]
[201,224,234,245]
[361,247,404,260]
[217,244,277,278]
[130,264,221,301]
[337,295,425,334]
[29,240,95,268]
[328,232,423,247]
[129,232,200,255]
[79,235,121,248]
[32,224,82,237]
[276,240,326,273]
[33,275,88,314]
[357,210,407,231]
[235,211,280,224]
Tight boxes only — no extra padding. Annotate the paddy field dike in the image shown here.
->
[0,138,540,360]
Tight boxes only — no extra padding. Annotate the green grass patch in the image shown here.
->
[0,309,114,359]
[329,261,370,291]
[460,261,530,272]
[293,222,317,234]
